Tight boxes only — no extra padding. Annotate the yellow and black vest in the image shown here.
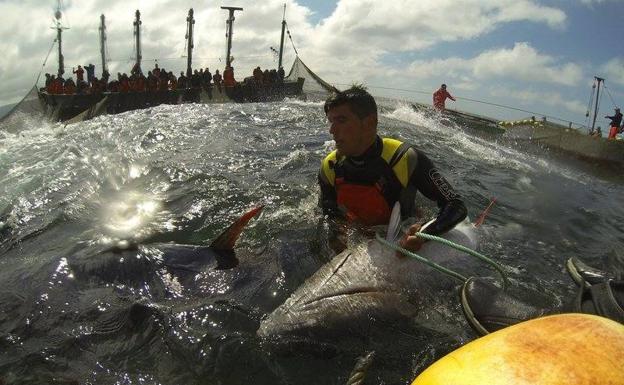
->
[320,137,416,225]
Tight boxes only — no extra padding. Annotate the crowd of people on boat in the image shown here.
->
[42,62,286,96]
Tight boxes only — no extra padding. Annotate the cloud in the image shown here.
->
[490,88,587,115]
[600,57,624,86]
[407,42,583,87]
[580,0,623,4]
[284,0,568,92]
[299,0,565,57]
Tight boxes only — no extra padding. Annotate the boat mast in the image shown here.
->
[221,6,243,68]
[133,10,142,73]
[186,8,195,77]
[591,76,604,132]
[278,4,286,70]
[52,0,68,77]
[99,14,108,75]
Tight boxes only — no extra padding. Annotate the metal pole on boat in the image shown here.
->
[278,4,286,70]
[591,76,604,132]
[99,14,108,75]
[186,8,195,78]
[52,1,68,77]
[134,10,142,73]
[56,24,64,77]
[221,6,243,69]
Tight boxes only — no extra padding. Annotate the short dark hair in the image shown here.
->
[324,85,377,119]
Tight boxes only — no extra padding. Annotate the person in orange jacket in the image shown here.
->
[223,66,236,87]
[433,84,456,111]
[605,108,622,140]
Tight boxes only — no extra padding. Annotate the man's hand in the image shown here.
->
[397,223,426,257]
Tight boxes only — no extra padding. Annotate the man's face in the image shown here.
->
[327,104,375,157]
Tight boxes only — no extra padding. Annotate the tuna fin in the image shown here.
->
[210,205,263,269]
[386,202,401,243]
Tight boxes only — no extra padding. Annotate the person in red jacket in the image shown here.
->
[433,84,456,111]
[73,65,85,83]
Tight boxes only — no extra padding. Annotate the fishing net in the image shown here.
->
[0,86,46,132]
[286,56,338,99]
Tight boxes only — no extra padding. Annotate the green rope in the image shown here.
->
[375,234,467,283]
[375,232,509,289]
[413,232,508,288]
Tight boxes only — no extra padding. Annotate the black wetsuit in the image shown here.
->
[319,136,467,236]
[607,112,622,127]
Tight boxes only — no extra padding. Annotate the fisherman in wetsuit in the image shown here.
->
[319,86,467,252]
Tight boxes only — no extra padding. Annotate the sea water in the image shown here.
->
[1,99,623,384]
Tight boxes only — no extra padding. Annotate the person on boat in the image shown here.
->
[168,72,177,91]
[605,108,622,140]
[84,64,95,86]
[76,79,89,94]
[213,70,223,92]
[44,73,52,89]
[263,69,271,85]
[178,72,188,90]
[73,65,85,83]
[433,84,456,111]
[135,73,147,93]
[223,66,236,87]
[278,66,285,82]
[253,66,263,84]
[158,70,169,92]
[45,75,54,93]
[191,70,202,90]
[50,76,64,94]
[318,85,467,253]
[107,79,119,93]
[147,71,158,93]
[64,78,76,95]
[269,69,278,83]
[119,74,130,93]
[90,77,104,94]
[203,68,212,88]
[202,68,213,98]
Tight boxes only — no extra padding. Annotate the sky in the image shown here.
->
[1,0,623,127]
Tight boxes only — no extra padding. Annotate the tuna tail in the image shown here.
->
[210,205,264,269]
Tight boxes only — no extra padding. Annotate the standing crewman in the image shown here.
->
[84,64,96,86]
[605,108,622,140]
[433,84,456,111]
[73,65,85,83]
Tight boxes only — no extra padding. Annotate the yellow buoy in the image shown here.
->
[412,314,624,385]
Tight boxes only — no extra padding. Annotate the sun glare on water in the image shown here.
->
[99,191,163,244]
